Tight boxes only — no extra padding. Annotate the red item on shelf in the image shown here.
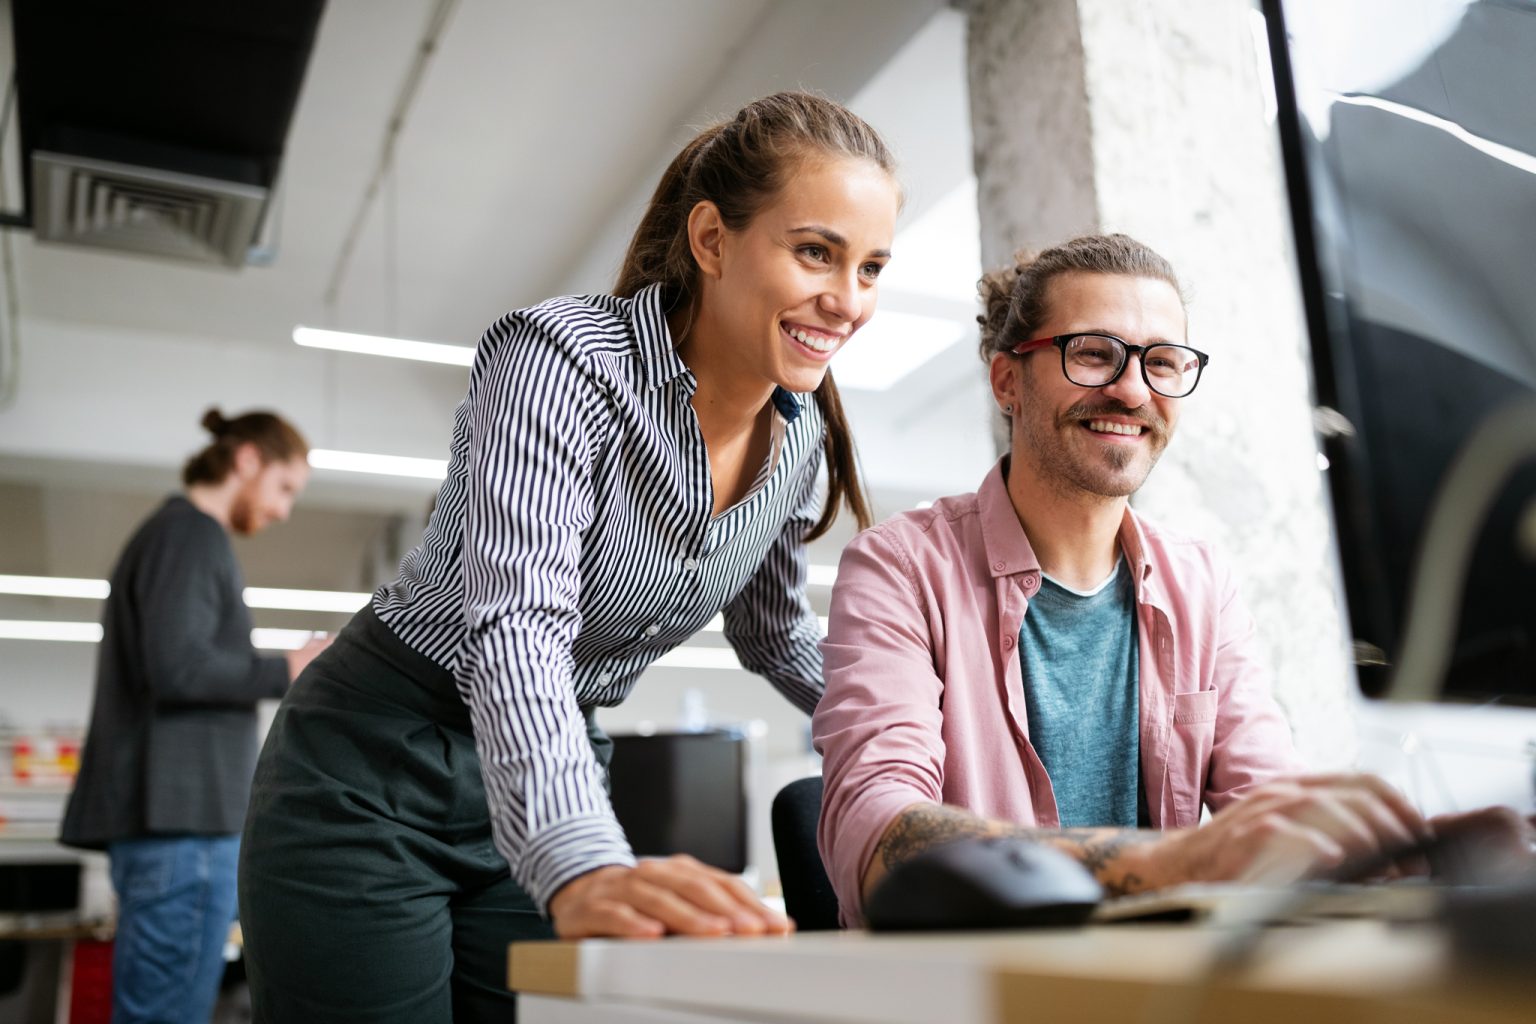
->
[11,738,33,781]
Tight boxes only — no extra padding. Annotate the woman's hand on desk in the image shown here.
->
[1150,774,1434,887]
[548,855,794,939]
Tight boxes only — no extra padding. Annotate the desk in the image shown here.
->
[510,921,1536,1023]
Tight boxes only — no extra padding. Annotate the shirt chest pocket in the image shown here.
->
[1168,689,1218,827]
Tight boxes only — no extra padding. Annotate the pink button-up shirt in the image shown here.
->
[813,459,1304,923]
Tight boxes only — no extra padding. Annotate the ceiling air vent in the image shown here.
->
[31,151,268,268]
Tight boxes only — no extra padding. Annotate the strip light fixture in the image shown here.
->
[293,326,474,367]
[0,621,315,650]
[0,575,111,599]
[0,620,104,643]
[306,448,449,480]
[0,576,375,612]
[1,573,837,607]
[243,588,371,613]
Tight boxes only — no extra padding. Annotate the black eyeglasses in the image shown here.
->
[1010,333,1210,398]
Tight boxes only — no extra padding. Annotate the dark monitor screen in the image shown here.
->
[1263,0,1536,703]
[608,729,748,873]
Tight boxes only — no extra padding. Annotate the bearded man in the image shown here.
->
[62,407,330,1024]
[815,234,1451,925]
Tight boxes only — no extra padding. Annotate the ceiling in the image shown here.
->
[0,0,997,525]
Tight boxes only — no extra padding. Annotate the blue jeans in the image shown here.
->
[108,835,240,1024]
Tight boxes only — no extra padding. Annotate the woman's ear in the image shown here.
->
[686,200,727,280]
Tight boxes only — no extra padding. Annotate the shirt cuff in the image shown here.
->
[517,813,638,913]
[826,785,941,927]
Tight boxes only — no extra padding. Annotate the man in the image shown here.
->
[62,407,330,1024]
[813,234,1442,924]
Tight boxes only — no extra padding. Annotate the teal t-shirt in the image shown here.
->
[1019,558,1140,828]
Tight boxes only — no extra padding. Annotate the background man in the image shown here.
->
[61,407,330,1024]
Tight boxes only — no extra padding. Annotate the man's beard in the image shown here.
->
[229,490,259,535]
[1016,392,1171,500]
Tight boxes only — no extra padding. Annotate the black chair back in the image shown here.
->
[770,776,841,931]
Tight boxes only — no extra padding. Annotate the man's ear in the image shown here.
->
[232,442,263,481]
[686,200,727,281]
[989,352,1020,410]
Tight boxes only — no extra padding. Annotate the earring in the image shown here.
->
[1003,404,1013,414]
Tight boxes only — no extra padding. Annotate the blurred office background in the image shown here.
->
[0,0,1530,909]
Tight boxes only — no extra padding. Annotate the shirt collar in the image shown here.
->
[977,457,1043,578]
[630,282,804,424]
[977,455,1158,596]
[1115,506,1158,603]
[633,283,690,391]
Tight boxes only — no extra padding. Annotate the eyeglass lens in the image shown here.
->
[1063,335,1201,397]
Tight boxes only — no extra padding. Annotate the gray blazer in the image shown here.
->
[61,496,288,848]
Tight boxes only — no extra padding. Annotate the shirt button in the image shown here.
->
[1023,577,1038,591]
[993,561,1006,572]
[644,624,660,637]
[1002,635,1015,650]
[596,672,612,685]
[683,558,698,571]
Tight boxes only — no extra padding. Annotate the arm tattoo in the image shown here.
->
[880,804,999,873]
[879,807,1162,898]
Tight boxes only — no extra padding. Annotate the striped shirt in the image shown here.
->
[374,283,827,908]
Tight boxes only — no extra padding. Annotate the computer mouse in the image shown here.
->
[864,835,1103,931]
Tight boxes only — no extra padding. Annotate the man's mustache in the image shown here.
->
[1060,399,1169,441]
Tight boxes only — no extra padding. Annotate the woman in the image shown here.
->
[239,91,901,1022]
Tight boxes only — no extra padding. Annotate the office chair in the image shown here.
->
[770,776,841,931]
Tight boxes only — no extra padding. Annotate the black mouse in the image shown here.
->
[864,836,1104,931]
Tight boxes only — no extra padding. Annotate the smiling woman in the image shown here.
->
[238,92,901,1024]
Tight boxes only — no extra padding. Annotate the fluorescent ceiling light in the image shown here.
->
[293,326,474,367]
[0,620,103,642]
[1,620,316,650]
[244,587,371,613]
[0,575,373,614]
[0,575,110,599]
[251,628,319,650]
[834,309,967,392]
[308,448,448,480]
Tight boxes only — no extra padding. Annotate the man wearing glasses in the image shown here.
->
[812,234,1445,925]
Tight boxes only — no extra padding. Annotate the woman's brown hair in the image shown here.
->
[614,91,896,541]
[182,407,309,486]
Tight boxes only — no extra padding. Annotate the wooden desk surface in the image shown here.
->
[510,921,1536,1024]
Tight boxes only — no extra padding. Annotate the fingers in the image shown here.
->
[1232,815,1345,885]
[548,857,791,940]
[1192,774,1438,884]
[625,874,734,936]
[554,899,665,940]
[1294,773,1432,846]
[633,857,792,935]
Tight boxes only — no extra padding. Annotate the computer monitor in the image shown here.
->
[1262,0,1536,704]
[608,729,749,873]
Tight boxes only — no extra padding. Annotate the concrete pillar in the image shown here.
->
[965,0,1356,766]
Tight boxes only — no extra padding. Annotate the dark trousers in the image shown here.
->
[238,607,611,1023]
